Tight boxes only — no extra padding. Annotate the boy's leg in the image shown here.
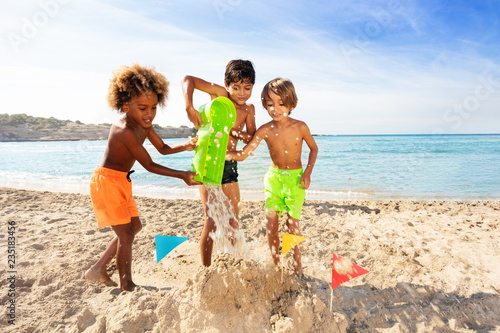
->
[222,182,240,229]
[286,216,302,276]
[130,216,142,234]
[199,185,216,266]
[85,217,142,287]
[266,209,280,265]
[85,237,119,287]
[112,220,138,292]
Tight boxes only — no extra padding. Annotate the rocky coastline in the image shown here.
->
[0,116,196,142]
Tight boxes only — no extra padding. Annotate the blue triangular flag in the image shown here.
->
[155,235,189,263]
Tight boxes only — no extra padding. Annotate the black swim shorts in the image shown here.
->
[221,160,238,184]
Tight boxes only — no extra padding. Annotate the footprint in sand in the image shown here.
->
[31,243,45,250]
[47,218,67,224]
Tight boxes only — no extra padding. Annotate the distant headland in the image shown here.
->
[0,114,196,142]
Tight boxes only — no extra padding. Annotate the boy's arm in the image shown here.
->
[147,128,197,155]
[230,104,256,144]
[299,123,318,190]
[122,128,201,185]
[182,75,227,129]
[226,125,266,161]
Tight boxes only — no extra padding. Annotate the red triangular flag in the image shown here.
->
[331,253,369,290]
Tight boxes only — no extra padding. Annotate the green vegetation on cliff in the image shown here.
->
[0,113,83,130]
[0,114,195,141]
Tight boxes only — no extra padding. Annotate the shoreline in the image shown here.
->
[1,182,498,203]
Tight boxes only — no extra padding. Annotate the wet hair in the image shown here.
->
[224,59,256,85]
[107,64,169,112]
[261,78,298,112]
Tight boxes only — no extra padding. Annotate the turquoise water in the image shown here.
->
[0,134,499,201]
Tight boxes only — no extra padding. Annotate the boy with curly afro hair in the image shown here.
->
[86,64,201,292]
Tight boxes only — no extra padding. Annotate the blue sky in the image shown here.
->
[1,0,499,135]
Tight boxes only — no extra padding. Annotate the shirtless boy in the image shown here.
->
[226,78,318,275]
[182,59,256,266]
[85,64,201,291]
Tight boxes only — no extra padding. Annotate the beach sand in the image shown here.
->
[1,187,499,332]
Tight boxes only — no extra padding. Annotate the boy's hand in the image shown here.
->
[183,136,198,151]
[230,128,240,139]
[299,174,311,189]
[186,105,203,129]
[183,171,202,186]
[225,152,235,161]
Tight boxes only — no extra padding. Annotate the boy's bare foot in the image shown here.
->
[291,265,303,278]
[121,281,137,292]
[85,267,118,287]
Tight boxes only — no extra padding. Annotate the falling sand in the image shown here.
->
[204,183,250,260]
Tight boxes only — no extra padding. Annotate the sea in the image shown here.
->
[1,134,499,201]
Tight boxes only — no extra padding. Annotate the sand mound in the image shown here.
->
[165,254,344,332]
[77,254,345,333]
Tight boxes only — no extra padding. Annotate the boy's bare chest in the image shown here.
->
[232,109,248,129]
[265,129,301,150]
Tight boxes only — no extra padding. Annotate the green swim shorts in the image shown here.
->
[264,167,306,220]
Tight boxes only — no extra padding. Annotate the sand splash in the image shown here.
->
[204,183,251,259]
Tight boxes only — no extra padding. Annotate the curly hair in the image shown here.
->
[107,64,169,112]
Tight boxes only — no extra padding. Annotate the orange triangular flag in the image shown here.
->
[331,253,369,289]
[281,233,305,255]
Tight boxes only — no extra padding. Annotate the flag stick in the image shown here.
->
[330,287,343,333]
[330,287,333,312]
[281,255,284,283]
[157,263,161,301]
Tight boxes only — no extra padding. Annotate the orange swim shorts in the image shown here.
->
[90,166,139,228]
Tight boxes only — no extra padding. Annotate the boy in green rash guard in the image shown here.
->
[182,60,256,267]
[226,78,318,276]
